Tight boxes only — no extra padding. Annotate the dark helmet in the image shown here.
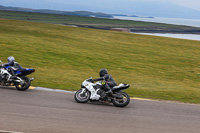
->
[7,56,15,65]
[99,69,108,77]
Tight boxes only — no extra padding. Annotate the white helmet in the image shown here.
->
[7,56,15,64]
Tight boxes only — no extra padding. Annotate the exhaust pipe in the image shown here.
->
[30,77,34,81]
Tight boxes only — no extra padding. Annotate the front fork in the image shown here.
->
[80,88,86,94]
[80,88,87,97]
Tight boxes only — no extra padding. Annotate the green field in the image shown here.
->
[0,18,200,103]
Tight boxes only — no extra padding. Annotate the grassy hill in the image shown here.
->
[0,5,113,18]
[0,18,200,103]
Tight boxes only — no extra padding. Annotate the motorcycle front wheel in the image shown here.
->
[15,77,31,91]
[74,89,90,103]
[112,92,130,107]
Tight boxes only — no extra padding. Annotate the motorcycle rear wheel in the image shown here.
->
[74,89,90,103]
[15,77,31,91]
[112,92,130,107]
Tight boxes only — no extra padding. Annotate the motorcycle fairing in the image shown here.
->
[112,84,129,92]
[82,80,102,100]
[15,68,35,76]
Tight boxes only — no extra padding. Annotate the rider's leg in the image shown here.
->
[9,68,17,79]
[102,81,113,94]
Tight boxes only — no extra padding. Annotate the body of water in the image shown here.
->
[114,16,200,27]
[114,16,200,41]
[134,33,200,41]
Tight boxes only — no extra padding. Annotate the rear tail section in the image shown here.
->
[112,84,129,92]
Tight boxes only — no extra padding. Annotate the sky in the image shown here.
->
[1,0,200,18]
[129,0,200,11]
[1,0,200,11]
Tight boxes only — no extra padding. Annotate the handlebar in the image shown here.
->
[86,78,94,83]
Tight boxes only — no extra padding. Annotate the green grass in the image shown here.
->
[0,18,200,103]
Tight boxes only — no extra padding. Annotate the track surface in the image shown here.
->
[0,86,200,133]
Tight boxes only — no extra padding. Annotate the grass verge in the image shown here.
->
[0,18,200,103]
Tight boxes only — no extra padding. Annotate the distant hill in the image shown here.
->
[0,5,113,18]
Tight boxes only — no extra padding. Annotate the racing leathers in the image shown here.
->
[93,74,117,94]
[3,62,22,79]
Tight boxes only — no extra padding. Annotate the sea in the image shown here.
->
[114,16,200,41]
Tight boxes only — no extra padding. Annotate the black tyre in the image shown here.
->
[15,77,31,91]
[74,89,90,103]
[112,92,130,107]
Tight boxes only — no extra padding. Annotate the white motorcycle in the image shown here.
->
[74,77,130,107]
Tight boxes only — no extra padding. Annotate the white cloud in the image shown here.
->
[171,0,200,11]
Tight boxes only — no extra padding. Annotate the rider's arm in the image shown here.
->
[93,77,104,81]
[93,75,109,81]
[2,62,11,68]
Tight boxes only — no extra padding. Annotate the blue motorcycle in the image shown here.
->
[0,60,35,91]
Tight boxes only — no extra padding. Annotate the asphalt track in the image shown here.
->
[0,86,200,133]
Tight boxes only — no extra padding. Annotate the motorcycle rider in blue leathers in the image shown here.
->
[3,56,22,80]
[93,69,117,94]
